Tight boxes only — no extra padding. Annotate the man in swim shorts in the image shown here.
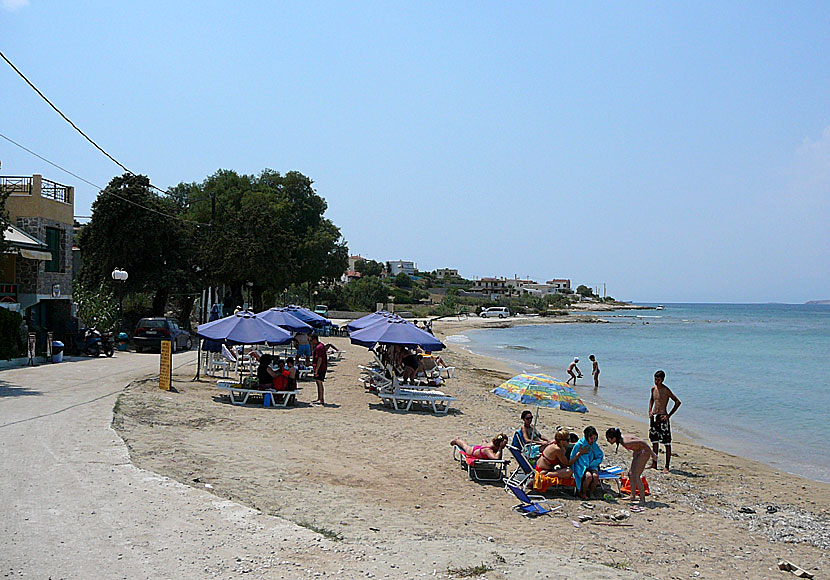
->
[566,357,582,385]
[589,354,600,388]
[648,370,681,473]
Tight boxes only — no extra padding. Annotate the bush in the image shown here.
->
[0,308,23,359]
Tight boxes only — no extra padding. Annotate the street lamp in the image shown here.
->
[111,268,128,332]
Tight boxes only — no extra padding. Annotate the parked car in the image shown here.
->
[480,306,510,318]
[314,304,329,317]
[133,318,193,353]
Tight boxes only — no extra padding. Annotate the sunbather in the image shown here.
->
[255,353,278,389]
[571,426,604,499]
[535,428,588,478]
[606,427,657,507]
[451,433,508,460]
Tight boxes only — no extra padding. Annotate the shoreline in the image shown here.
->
[432,314,829,485]
[113,321,830,579]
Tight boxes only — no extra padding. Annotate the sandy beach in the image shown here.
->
[113,316,829,580]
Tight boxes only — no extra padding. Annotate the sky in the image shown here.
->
[2,2,828,303]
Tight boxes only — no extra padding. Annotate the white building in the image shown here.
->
[388,260,416,276]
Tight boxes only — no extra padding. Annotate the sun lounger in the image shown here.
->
[216,380,298,408]
[453,445,510,482]
[505,484,562,517]
[378,388,456,414]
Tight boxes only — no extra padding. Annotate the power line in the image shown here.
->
[0,131,203,226]
[1,50,170,198]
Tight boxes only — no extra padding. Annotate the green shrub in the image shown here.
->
[0,308,23,359]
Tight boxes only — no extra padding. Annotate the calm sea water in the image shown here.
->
[454,304,830,483]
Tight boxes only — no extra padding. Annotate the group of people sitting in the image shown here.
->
[375,344,447,386]
[452,411,657,505]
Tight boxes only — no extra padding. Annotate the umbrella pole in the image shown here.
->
[192,338,202,381]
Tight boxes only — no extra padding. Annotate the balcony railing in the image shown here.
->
[0,176,32,195]
[40,178,71,203]
[0,176,71,204]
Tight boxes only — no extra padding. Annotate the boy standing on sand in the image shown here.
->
[648,370,681,473]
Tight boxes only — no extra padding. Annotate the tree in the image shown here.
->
[342,276,389,311]
[177,169,348,310]
[354,259,383,278]
[394,272,413,288]
[576,285,594,298]
[78,174,199,316]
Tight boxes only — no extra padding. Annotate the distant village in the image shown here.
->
[343,254,607,302]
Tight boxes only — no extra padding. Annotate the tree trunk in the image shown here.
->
[152,288,169,316]
[252,286,263,313]
[179,294,196,331]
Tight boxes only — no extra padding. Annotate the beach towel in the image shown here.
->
[532,469,576,492]
[619,475,650,496]
[571,436,604,492]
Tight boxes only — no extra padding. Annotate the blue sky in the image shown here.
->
[3,2,828,302]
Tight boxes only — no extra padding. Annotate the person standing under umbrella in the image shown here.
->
[310,334,327,406]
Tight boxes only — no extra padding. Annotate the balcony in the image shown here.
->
[1,175,72,204]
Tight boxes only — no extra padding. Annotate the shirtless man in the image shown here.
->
[566,357,582,385]
[589,354,600,388]
[535,429,587,478]
[648,370,681,473]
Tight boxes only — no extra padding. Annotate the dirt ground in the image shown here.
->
[113,318,829,580]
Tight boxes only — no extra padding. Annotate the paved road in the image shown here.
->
[0,351,367,579]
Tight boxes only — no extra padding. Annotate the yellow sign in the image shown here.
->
[159,340,172,391]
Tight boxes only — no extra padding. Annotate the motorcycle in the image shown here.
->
[80,327,115,357]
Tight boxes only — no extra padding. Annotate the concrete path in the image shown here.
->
[0,351,371,579]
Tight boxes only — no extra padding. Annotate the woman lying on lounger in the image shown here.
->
[605,427,657,507]
[535,428,588,478]
[451,433,508,460]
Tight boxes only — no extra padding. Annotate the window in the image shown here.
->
[45,227,61,272]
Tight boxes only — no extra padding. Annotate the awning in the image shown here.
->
[18,248,53,261]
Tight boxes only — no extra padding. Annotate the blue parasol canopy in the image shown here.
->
[257,308,314,333]
[349,318,445,351]
[492,373,587,413]
[277,305,329,327]
[196,310,293,345]
[345,310,402,332]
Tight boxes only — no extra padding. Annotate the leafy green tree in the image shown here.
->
[576,284,594,297]
[394,272,413,288]
[354,259,383,278]
[78,173,198,316]
[75,280,119,331]
[179,169,347,310]
[343,276,389,311]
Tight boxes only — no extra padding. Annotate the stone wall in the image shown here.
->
[15,217,73,299]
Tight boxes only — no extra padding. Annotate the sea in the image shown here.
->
[448,303,830,484]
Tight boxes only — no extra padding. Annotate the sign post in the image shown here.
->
[46,331,53,362]
[159,340,172,391]
[27,333,36,366]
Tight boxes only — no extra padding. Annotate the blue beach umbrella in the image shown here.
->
[196,310,293,345]
[345,310,401,332]
[257,308,314,333]
[349,318,445,351]
[278,305,329,327]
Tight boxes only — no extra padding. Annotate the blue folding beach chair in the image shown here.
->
[505,484,562,517]
[504,445,535,489]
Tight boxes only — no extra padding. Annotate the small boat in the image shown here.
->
[655,305,664,310]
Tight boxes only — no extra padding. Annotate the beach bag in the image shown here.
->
[524,444,542,461]
[619,475,650,496]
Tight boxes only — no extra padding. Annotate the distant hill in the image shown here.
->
[806,300,830,305]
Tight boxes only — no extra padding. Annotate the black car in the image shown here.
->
[133,318,193,353]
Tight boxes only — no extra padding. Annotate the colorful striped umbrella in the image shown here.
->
[492,372,587,413]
